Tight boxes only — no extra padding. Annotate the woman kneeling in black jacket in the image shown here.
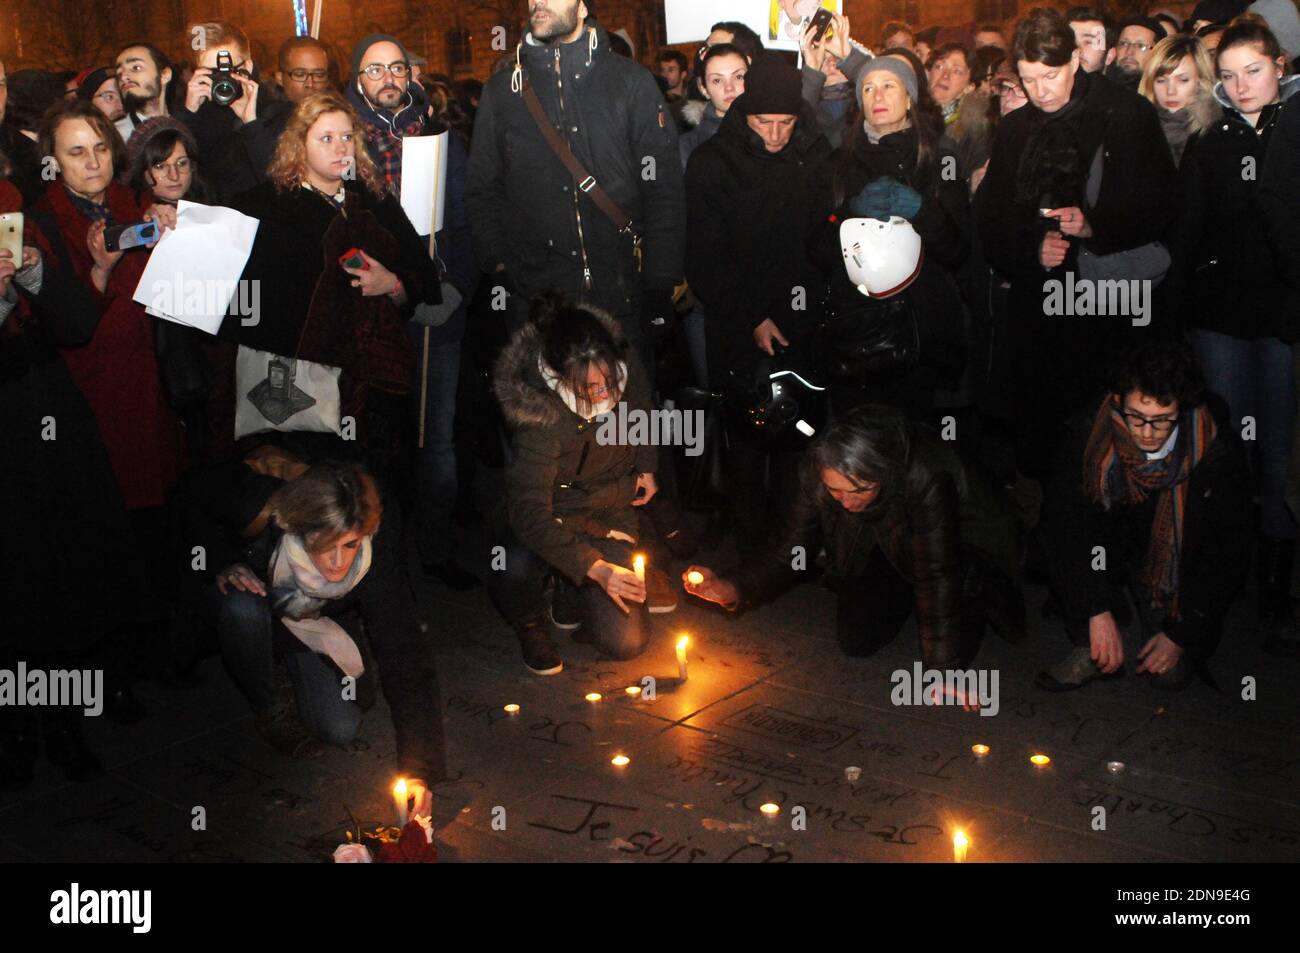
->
[685,404,1024,670]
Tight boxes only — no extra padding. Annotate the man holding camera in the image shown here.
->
[175,21,293,203]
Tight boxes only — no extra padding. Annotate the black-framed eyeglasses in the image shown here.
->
[361,61,409,80]
[1121,410,1179,432]
[998,82,1026,98]
[287,68,329,83]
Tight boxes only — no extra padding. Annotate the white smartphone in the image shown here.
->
[0,212,23,267]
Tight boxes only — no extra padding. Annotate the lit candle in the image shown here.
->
[686,570,704,587]
[503,703,520,715]
[971,744,990,757]
[392,778,409,826]
[611,754,630,767]
[1030,754,1051,767]
[633,553,646,584]
[953,830,969,863]
[759,802,780,817]
[585,692,602,703]
[676,635,689,682]
[624,685,642,697]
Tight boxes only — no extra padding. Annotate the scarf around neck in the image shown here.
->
[1082,396,1216,617]
[538,355,627,421]
[269,532,373,677]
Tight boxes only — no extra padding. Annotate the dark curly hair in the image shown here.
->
[530,290,629,419]
[1108,340,1206,410]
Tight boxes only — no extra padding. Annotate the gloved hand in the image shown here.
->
[848,176,923,222]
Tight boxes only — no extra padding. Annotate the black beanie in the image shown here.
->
[75,67,114,102]
[735,54,802,115]
[1190,0,1247,24]
[351,33,412,81]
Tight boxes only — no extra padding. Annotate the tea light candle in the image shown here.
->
[392,778,409,826]
[676,635,689,682]
[585,692,602,703]
[633,554,646,584]
[1030,753,1051,767]
[953,830,969,863]
[687,570,704,587]
[759,802,780,817]
[624,685,642,697]
[611,754,630,767]
[971,744,990,757]
[503,703,520,715]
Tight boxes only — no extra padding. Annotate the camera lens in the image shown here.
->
[211,76,241,105]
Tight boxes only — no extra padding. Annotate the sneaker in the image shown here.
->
[519,623,564,675]
[549,582,583,631]
[645,566,678,614]
[1034,646,1113,692]
[255,701,325,760]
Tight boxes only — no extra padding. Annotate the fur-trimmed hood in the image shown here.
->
[680,99,708,129]
[492,306,629,429]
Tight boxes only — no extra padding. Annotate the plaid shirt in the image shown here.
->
[358,97,432,198]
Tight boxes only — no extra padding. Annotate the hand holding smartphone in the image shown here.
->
[104,221,159,252]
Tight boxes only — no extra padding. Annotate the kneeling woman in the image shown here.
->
[207,459,445,783]
[491,294,659,676]
[685,404,1023,669]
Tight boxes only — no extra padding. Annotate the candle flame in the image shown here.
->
[503,703,520,714]
[624,685,642,696]
[611,754,630,766]
[971,744,990,756]
[687,570,704,586]
[585,692,602,702]
[759,802,780,816]
[393,778,407,798]
[676,635,689,651]
[1030,753,1051,766]
[954,830,968,848]
[633,554,645,570]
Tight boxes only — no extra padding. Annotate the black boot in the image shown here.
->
[42,709,106,783]
[1259,536,1299,657]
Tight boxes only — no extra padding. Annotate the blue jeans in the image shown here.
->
[408,327,462,563]
[488,531,649,660]
[682,305,709,388]
[1192,330,1297,539]
[207,586,362,747]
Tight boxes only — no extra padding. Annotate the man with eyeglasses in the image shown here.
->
[1107,16,1163,90]
[176,21,293,203]
[276,37,333,104]
[1038,341,1251,692]
[114,43,177,142]
[1066,7,1117,74]
[73,67,126,124]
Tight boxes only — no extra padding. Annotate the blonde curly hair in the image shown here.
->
[267,90,385,195]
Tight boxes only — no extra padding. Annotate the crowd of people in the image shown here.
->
[1,0,1297,793]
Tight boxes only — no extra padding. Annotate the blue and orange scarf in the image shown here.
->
[1082,396,1216,617]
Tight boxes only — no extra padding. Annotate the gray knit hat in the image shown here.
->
[855,56,919,110]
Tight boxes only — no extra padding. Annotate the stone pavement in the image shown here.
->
[2,524,1298,864]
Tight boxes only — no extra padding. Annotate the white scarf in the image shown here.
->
[538,355,626,420]
[269,533,373,677]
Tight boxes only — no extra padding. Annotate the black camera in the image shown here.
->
[210,50,243,106]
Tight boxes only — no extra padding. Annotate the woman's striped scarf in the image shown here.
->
[1082,396,1216,617]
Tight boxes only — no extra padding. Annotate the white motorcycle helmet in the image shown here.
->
[839,216,924,299]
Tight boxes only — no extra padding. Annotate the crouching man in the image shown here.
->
[1037,341,1252,692]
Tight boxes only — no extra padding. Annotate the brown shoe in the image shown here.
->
[645,566,678,614]
[255,700,325,759]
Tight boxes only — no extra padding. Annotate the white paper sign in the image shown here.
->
[400,132,448,237]
[133,200,260,335]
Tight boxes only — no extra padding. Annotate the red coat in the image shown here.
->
[32,182,186,509]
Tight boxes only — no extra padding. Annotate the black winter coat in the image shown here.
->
[1040,398,1252,656]
[174,84,293,205]
[466,24,685,317]
[1175,78,1300,342]
[685,97,832,381]
[493,308,656,585]
[1259,81,1300,328]
[731,419,1021,668]
[808,123,971,374]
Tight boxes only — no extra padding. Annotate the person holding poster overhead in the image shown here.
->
[465,0,685,363]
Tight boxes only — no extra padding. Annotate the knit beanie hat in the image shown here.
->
[736,54,803,114]
[855,56,919,111]
[1249,0,1300,58]
[350,33,412,83]
[75,67,114,102]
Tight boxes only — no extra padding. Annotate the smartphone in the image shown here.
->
[338,247,369,270]
[104,221,158,252]
[808,8,835,45]
[0,212,23,266]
